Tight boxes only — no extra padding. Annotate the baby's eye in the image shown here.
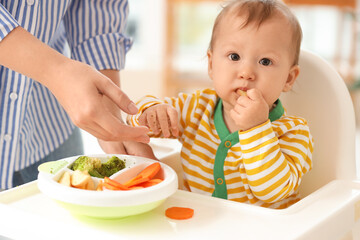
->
[228,53,240,61]
[259,58,272,66]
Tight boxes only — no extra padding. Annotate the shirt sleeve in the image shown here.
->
[239,117,314,203]
[0,4,19,41]
[63,0,132,70]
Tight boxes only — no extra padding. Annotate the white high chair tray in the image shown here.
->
[0,179,360,240]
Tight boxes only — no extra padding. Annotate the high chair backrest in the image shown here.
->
[280,50,356,198]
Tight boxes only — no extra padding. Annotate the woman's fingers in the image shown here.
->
[97,78,139,115]
[80,125,111,142]
[101,115,150,142]
[80,109,150,142]
[97,139,127,154]
[122,141,158,160]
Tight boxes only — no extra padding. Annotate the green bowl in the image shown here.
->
[57,199,165,219]
[38,154,178,219]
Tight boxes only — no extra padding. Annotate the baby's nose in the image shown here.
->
[238,63,255,80]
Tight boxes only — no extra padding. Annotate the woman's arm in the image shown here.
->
[0,26,149,143]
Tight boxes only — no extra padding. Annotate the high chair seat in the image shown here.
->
[280,49,357,198]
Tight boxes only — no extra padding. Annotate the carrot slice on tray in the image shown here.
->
[165,207,194,220]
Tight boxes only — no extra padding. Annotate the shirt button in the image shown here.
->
[224,140,231,148]
[4,134,11,141]
[216,178,224,185]
[27,0,35,5]
[10,92,18,100]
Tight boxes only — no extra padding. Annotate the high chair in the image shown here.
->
[155,49,360,239]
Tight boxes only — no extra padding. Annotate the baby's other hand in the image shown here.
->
[138,104,179,138]
[230,88,269,131]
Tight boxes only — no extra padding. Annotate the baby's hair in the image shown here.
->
[209,0,302,65]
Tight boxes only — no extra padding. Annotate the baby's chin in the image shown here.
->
[221,99,237,111]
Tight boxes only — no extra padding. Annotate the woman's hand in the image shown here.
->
[50,61,150,142]
[98,140,157,160]
[139,104,179,138]
[0,27,149,143]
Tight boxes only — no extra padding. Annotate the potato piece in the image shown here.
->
[71,170,91,189]
[85,177,95,190]
[236,89,247,97]
[58,171,71,187]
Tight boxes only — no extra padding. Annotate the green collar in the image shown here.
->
[269,99,284,122]
[214,99,284,139]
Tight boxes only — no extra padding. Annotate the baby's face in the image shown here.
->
[208,13,299,110]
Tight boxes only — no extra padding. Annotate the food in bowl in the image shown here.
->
[57,162,164,192]
[58,170,99,191]
[69,156,126,178]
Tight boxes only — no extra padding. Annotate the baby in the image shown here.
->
[128,0,313,209]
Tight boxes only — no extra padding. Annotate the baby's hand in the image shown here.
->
[138,104,179,138]
[230,89,269,131]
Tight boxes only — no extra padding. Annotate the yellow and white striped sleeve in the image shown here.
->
[239,117,313,203]
[126,95,163,127]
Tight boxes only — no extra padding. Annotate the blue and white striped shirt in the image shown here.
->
[0,0,132,189]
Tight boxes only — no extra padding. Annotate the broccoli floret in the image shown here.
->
[70,156,102,177]
[70,156,125,178]
[70,156,101,171]
[87,169,105,178]
[98,156,126,177]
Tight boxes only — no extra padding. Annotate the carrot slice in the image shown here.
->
[139,181,158,188]
[128,186,145,190]
[124,162,161,187]
[104,177,129,190]
[139,162,161,179]
[103,182,122,191]
[165,207,194,220]
[124,176,150,187]
[148,178,163,183]
[132,162,161,180]
[139,179,163,188]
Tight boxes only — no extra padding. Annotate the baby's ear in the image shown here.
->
[207,50,213,80]
[283,65,300,92]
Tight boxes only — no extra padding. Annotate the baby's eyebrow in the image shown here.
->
[260,52,280,59]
